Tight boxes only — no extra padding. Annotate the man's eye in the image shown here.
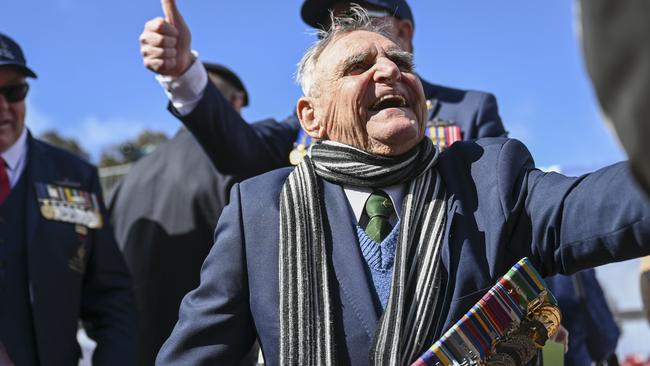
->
[395,60,413,72]
[346,63,370,76]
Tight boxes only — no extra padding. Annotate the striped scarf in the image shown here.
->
[279,139,447,366]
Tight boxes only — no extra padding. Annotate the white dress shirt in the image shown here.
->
[1,126,28,188]
[156,54,208,116]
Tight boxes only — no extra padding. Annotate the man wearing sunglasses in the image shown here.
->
[0,32,136,365]
[139,0,506,181]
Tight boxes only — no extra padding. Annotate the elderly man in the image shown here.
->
[0,33,135,365]
[139,0,505,179]
[157,10,650,366]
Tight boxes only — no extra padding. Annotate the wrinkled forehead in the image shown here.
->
[317,30,401,71]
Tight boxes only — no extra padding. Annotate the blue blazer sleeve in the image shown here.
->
[156,183,256,365]
[170,81,300,178]
[81,169,137,365]
[492,138,650,276]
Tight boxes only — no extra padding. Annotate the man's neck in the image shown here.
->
[1,127,28,170]
[1,127,29,188]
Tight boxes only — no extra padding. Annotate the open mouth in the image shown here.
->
[369,94,408,112]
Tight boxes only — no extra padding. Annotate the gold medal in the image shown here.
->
[75,224,88,236]
[40,203,55,220]
[289,144,307,165]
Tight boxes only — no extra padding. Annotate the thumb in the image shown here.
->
[161,0,182,25]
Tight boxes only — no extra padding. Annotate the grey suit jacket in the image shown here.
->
[580,0,650,195]
[109,128,235,365]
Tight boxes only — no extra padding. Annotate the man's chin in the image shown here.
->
[366,111,422,141]
[368,129,424,157]
[367,107,416,120]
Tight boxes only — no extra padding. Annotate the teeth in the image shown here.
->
[371,94,407,111]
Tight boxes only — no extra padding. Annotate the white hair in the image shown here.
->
[296,5,396,97]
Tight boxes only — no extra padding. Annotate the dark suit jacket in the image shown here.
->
[157,138,650,365]
[15,134,136,365]
[172,77,506,179]
[109,128,235,365]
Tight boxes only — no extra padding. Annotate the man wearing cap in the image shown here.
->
[109,63,258,366]
[0,33,136,365]
[139,0,506,180]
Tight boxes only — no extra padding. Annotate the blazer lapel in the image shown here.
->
[321,179,380,338]
[22,134,56,361]
[24,134,47,261]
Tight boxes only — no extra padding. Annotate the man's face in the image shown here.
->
[331,1,413,52]
[0,67,27,153]
[300,30,427,156]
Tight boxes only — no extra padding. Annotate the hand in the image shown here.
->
[139,0,193,77]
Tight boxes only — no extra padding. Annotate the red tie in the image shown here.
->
[0,158,10,205]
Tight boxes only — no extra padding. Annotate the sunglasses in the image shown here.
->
[0,83,29,103]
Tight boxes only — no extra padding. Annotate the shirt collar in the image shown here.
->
[343,184,405,223]
[1,126,28,171]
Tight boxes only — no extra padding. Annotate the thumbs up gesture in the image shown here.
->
[139,0,193,77]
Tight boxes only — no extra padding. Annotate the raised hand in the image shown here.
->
[139,0,193,77]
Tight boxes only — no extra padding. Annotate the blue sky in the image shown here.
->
[2,0,625,170]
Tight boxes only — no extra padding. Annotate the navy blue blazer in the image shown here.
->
[172,77,506,179]
[14,134,136,365]
[157,138,650,365]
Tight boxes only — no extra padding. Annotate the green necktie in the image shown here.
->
[363,190,395,242]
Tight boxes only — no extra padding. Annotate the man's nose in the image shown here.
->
[0,94,9,111]
[373,58,401,84]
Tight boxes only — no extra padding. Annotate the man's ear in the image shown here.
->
[297,96,326,139]
[395,19,414,53]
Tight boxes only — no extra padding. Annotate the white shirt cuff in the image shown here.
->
[155,51,208,116]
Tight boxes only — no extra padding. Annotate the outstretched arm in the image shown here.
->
[495,139,650,276]
[171,82,299,177]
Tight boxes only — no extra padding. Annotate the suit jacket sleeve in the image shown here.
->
[80,169,137,365]
[169,81,300,179]
[494,139,650,276]
[156,183,256,365]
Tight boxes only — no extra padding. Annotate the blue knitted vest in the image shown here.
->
[356,220,400,311]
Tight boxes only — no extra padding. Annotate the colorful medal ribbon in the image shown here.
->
[411,257,561,366]
[425,121,462,152]
[35,182,103,229]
